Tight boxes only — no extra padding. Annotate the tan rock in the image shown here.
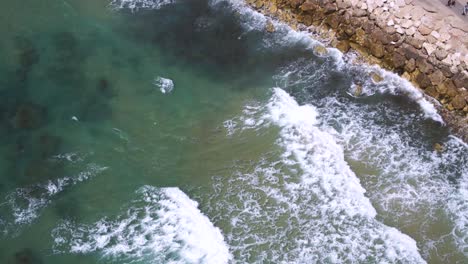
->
[434,143,444,152]
[266,20,275,33]
[429,70,444,85]
[370,42,385,58]
[313,45,328,56]
[434,49,448,60]
[422,43,436,56]
[425,85,440,98]
[371,72,384,83]
[416,72,432,88]
[336,40,351,53]
[418,25,432,36]
[405,58,416,72]
[401,20,413,29]
[452,95,467,110]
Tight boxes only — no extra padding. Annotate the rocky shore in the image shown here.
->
[246,0,468,141]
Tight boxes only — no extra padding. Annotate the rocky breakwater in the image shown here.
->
[246,0,468,141]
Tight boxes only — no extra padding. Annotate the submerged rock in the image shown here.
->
[97,78,117,98]
[12,248,42,264]
[13,103,46,130]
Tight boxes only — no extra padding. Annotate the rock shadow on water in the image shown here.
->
[13,36,40,85]
[9,248,42,264]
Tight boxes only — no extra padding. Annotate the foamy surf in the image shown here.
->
[153,76,174,94]
[0,164,107,234]
[211,88,425,263]
[211,0,442,124]
[52,186,232,264]
[110,0,175,10]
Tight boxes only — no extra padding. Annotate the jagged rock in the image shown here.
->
[418,25,432,36]
[444,79,458,97]
[416,57,434,74]
[453,72,468,89]
[429,70,444,85]
[425,85,439,98]
[408,36,423,49]
[422,43,436,56]
[416,72,431,88]
[435,49,448,60]
[405,58,416,72]
[336,40,350,53]
[393,52,406,68]
[452,95,467,110]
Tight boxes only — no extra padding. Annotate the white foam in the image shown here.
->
[212,88,425,263]
[110,0,175,11]
[52,186,231,263]
[0,164,106,232]
[314,90,467,259]
[153,76,174,94]
[214,0,441,123]
[348,63,444,123]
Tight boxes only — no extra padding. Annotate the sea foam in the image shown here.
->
[212,88,425,263]
[52,186,232,263]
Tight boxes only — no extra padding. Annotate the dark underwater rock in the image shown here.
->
[13,103,46,130]
[12,248,42,264]
[97,78,117,98]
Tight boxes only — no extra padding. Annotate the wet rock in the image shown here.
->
[266,20,275,33]
[354,83,363,96]
[371,72,384,83]
[13,103,46,130]
[97,78,116,98]
[434,143,444,152]
[336,40,350,53]
[313,45,328,56]
[425,85,439,98]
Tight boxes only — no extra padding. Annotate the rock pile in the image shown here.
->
[246,0,468,140]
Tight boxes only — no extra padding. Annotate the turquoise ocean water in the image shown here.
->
[0,0,466,263]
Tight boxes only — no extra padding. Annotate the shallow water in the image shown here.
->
[0,0,466,263]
